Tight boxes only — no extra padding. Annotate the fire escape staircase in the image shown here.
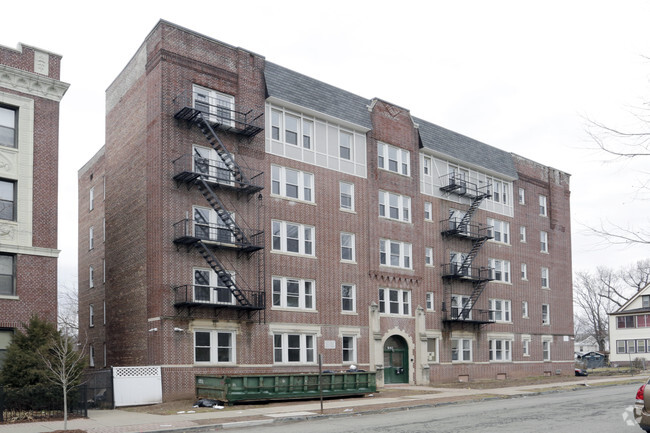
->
[172,98,265,317]
[440,173,493,324]
[194,240,253,308]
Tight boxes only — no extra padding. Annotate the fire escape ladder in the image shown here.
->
[195,240,252,307]
[458,279,490,321]
[458,235,489,275]
[195,114,250,187]
[195,178,250,246]
[457,193,488,229]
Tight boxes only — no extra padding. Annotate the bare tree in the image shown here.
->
[585,100,650,245]
[38,333,87,431]
[58,285,79,339]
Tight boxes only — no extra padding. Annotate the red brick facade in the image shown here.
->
[79,21,574,400]
[0,43,68,344]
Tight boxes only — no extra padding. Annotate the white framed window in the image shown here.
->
[302,119,313,149]
[521,263,528,280]
[89,344,95,368]
[489,339,512,361]
[379,288,411,316]
[89,226,94,250]
[273,333,316,364]
[103,259,106,284]
[539,195,548,216]
[643,295,650,309]
[427,338,438,362]
[340,233,356,262]
[451,294,472,320]
[339,131,353,160]
[272,276,315,310]
[342,335,357,363]
[424,202,432,221]
[451,338,472,362]
[518,187,525,204]
[542,304,550,325]
[89,304,94,327]
[103,218,106,242]
[0,106,16,148]
[340,182,354,211]
[271,165,314,203]
[540,231,548,253]
[380,239,412,269]
[193,144,235,185]
[488,178,510,205]
[487,218,510,244]
[520,226,526,242]
[89,187,94,211]
[522,336,531,356]
[285,113,299,145]
[272,220,314,256]
[522,301,529,318]
[103,300,106,325]
[193,268,236,305]
[425,247,433,266]
[270,108,315,150]
[341,284,356,313]
[542,338,551,361]
[426,292,435,311]
[378,190,411,222]
[271,109,282,140]
[194,330,236,364]
[489,299,512,322]
[89,266,94,289]
[378,142,410,176]
[193,85,234,126]
[541,267,550,288]
[193,205,236,244]
[489,259,511,283]
[423,156,431,176]
[0,180,15,221]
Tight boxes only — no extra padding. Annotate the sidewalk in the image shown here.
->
[1,375,646,433]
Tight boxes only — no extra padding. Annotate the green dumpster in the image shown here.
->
[196,372,376,404]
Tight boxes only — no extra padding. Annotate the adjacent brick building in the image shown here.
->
[78,20,574,399]
[0,42,69,366]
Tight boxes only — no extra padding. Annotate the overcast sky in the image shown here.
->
[1,0,649,292]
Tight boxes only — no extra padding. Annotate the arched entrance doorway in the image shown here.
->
[383,335,409,384]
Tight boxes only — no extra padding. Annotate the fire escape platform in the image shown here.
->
[174,106,263,138]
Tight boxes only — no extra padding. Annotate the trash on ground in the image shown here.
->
[193,398,225,408]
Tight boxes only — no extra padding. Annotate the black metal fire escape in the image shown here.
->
[171,92,265,320]
[440,172,494,325]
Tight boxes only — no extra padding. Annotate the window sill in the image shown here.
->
[270,194,316,206]
[0,295,18,300]
[379,216,412,225]
[379,313,412,319]
[341,259,357,265]
[379,264,413,272]
[341,311,358,315]
[270,250,317,259]
[271,307,318,313]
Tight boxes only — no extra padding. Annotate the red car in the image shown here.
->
[634,381,650,431]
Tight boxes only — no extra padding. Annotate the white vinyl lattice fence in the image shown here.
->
[113,366,162,407]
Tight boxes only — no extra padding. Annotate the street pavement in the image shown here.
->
[1,375,646,433]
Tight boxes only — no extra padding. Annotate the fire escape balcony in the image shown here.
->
[173,219,264,253]
[172,90,263,138]
[172,154,264,195]
[441,263,494,282]
[443,305,495,325]
[440,218,492,241]
[173,284,265,311]
[439,173,490,200]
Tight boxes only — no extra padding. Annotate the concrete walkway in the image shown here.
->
[1,375,646,433]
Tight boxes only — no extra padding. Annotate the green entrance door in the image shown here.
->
[383,335,408,384]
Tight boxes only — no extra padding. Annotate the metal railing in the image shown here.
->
[441,218,492,239]
[0,383,88,423]
[172,154,264,193]
[441,263,494,281]
[439,173,490,199]
[173,219,264,251]
[173,284,265,310]
[172,90,264,137]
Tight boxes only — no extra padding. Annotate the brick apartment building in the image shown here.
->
[0,43,69,367]
[78,20,574,399]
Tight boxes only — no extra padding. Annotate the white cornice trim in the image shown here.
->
[0,244,60,258]
[0,65,69,102]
